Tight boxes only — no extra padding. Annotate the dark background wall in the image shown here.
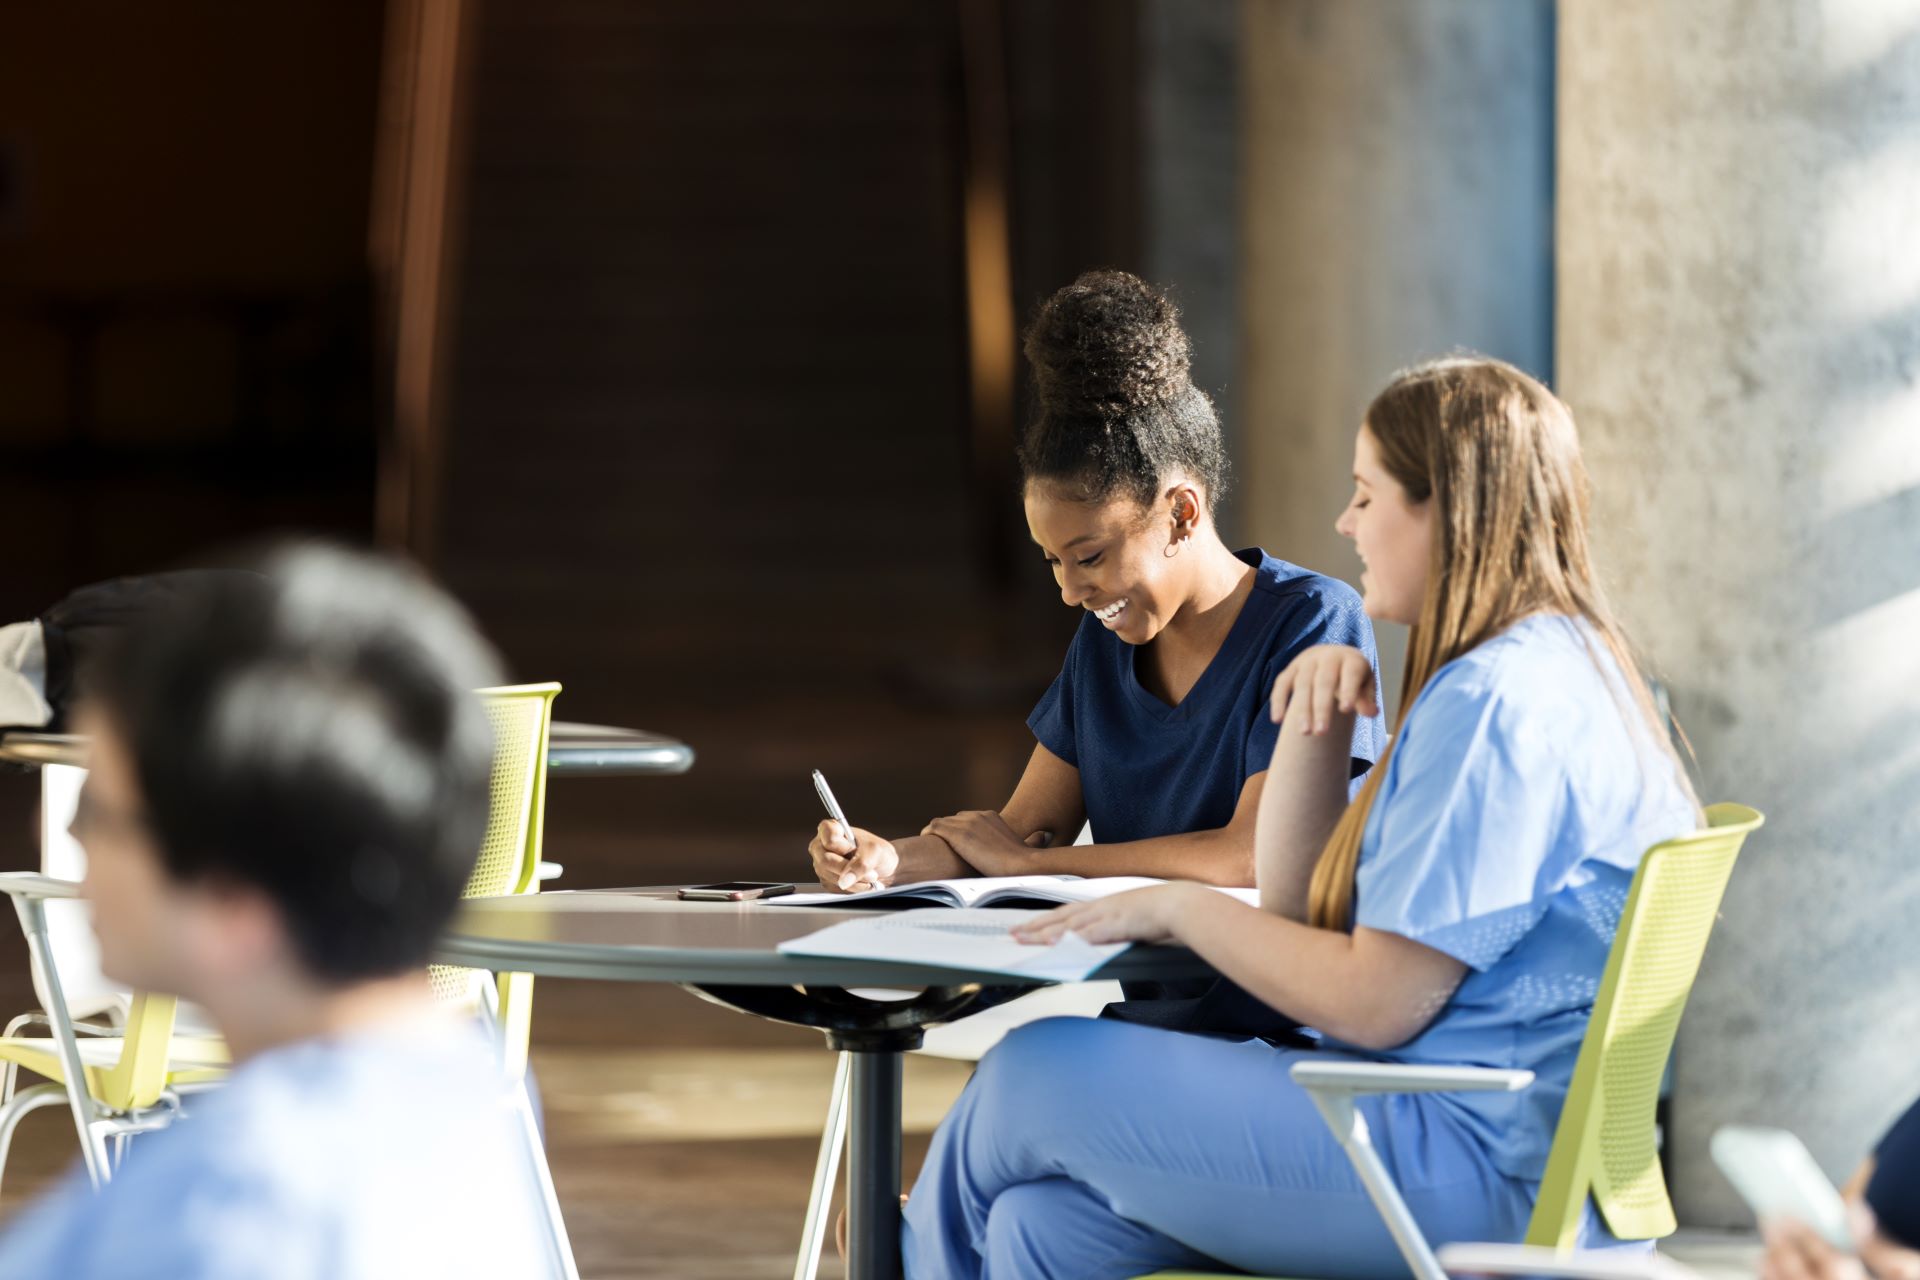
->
[0,0,1170,886]
[430,0,1155,880]
[0,4,386,618]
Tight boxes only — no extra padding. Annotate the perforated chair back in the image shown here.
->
[1527,802,1764,1248]
[428,683,560,1007]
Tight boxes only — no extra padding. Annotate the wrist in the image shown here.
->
[907,832,971,879]
[1163,881,1219,940]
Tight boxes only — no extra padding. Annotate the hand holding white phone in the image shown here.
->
[1712,1125,1853,1250]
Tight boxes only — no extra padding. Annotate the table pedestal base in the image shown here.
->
[686,982,1030,1280]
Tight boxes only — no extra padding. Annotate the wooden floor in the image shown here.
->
[0,690,1039,1277]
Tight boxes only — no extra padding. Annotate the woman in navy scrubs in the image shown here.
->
[807,271,1383,946]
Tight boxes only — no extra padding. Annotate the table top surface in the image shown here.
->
[437,888,1213,989]
[0,732,79,768]
[544,722,694,776]
[0,722,695,776]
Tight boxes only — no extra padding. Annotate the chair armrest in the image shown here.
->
[1437,1244,1704,1280]
[0,872,83,901]
[1290,1061,1534,1096]
[4,1010,118,1038]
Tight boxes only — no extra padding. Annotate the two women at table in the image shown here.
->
[802,270,1700,1277]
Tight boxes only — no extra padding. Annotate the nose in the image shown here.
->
[1058,569,1094,608]
[1334,504,1356,540]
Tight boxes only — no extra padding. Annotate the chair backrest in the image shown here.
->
[1526,803,1765,1250]
[428,682,560,1006]
[32,762,126,1022]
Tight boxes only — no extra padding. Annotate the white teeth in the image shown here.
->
[1095,599,1128,622]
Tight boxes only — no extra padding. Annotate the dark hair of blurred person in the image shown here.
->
[83,544,500,991]
[0,543,556,1280]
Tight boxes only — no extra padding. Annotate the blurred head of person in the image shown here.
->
[69,543,503,1015]
[1018,269,1235,645]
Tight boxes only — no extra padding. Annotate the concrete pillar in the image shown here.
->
[1238,0,1555,720]
[1558,1,1920,1224]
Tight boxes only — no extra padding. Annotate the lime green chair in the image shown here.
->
[0,682,565,1213]
[1142,803,1765,1280]
[432,681,561,1087]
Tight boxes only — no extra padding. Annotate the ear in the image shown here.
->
[189,878,293,979]
[1164,481,1204,539]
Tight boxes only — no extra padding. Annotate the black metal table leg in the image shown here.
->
[846,1049,905,1280]
[685,981,1033,1280]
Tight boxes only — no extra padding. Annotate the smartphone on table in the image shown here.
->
[1711,1125,1853,1249]
[677,881,797,902]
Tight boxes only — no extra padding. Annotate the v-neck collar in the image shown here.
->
[1125,549,1266,722]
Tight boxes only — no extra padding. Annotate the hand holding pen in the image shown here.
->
[809,769,900,892]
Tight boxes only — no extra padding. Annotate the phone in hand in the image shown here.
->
[677,881,797,902]
[1711,1125,1853,1249]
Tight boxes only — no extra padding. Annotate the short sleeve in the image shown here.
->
[1353,673,1571,971]
[1869,1094,1920,1249]
[1027,624,1085,768]
[1244,591,1385,783]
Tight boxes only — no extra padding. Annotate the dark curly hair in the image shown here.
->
[1018,270,1229,512]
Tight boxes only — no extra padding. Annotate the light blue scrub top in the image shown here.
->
[1326,614,1697,1182]
[0,1022,552,1279]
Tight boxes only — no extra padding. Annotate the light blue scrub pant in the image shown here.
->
[902,1017,1541,1280]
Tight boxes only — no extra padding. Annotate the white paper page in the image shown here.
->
[774,908,1128,982]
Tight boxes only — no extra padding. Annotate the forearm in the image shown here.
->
[884,834,974,884]
[1167,889,1455,1049]
[1022,826,1254,887]
[1258,706,1358,920]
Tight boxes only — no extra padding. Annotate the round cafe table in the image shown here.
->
[435,888,1213,1280]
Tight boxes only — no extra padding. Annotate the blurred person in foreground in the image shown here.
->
[0,544,553,1279]
[1761,1097,1920,1280]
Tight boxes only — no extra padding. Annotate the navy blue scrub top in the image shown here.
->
[1870,1094,1920,1248]
[1028,548,1385,845]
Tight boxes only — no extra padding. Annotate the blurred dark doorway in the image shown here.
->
[0,5,388,624]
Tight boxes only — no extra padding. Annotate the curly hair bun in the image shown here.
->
[1024,270,1193,418]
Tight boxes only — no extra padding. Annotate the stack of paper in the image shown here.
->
[774,908,1126,982]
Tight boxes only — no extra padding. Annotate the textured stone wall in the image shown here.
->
[1238,0,1555,719]
[1558,0,1920,1224]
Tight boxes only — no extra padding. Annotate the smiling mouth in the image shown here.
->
[1092,598,1128,625]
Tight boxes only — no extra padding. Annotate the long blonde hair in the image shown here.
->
[1305,356,1696,931]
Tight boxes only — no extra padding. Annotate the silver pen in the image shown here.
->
[811,769,856,851]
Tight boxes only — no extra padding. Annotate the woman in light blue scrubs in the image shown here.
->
[901,356,1702,1279]
[806,272,1383,1035]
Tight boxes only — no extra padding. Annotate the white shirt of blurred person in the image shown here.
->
[0,547,552,1280]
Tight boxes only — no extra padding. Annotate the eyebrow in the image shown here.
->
[1030,534,1103,552]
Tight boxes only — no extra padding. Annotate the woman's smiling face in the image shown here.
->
[1024,482,1190,645]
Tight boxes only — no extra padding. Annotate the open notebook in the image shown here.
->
[775,874,1261,911]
